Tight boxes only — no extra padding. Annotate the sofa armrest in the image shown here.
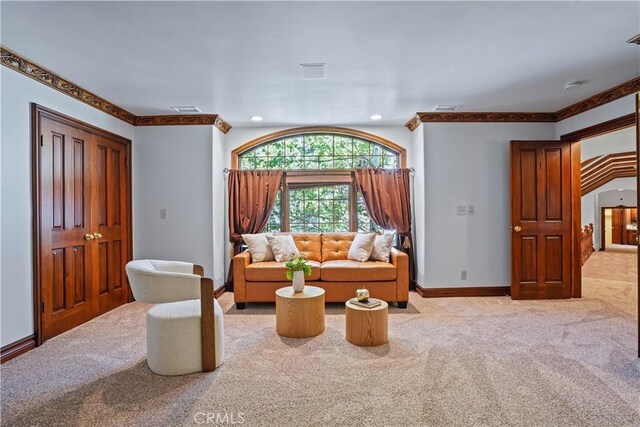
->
[233,251,252,304]
[390,248,409,303]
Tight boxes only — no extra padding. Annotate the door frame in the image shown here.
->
[600,206,637,251]
[31,104,133,346]
[560,112,636,299]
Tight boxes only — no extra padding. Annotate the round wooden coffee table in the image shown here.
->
[345,300,388,346]
[275,286,325,338]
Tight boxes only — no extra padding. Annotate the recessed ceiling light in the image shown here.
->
[170,106,201,113]
[370,114,383,120]
[433,104,461,112]
[618,189,624,192]
[250,116,263,122]
[564,81,583,91]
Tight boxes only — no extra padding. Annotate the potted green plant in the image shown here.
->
[285,254,312,293]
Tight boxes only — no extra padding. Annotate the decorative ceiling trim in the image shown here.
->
[554,76,640,122]
[1,45,137,124]
[1,45,231,132]
[415,112,555,124]
[135,115,216,126]
[214,116,232,134]
[405,114,422,132]
[406,76,640,130]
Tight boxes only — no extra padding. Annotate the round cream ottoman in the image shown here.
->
[147,299,224,376]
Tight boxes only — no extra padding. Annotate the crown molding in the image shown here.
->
[1,45,137,124]
[553,76,640,122]
[416,112,555,124]
[406,76,640,130]
[405,114,422,132]
[135,115,216,126]
[214,116,232,134]
[1,45,231,133]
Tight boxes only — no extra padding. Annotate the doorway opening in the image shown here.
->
[601,206,638,253]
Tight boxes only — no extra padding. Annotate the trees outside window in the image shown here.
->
[239,131,400,233]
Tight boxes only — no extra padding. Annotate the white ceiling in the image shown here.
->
[1,1,639,126]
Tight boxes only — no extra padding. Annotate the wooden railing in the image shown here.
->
[581,223,594,265]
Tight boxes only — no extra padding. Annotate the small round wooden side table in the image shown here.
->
[275,286,325,338]
[345,300,389,347]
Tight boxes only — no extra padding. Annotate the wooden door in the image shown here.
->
[35,105,131,342]
[611,208,623,244]
[94,136,130,314]
[510,141,572,299]
[39,118,94,340]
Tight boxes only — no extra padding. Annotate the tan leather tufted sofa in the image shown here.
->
[232,233,409,309]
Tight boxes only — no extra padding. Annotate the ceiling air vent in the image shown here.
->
[170,106,201,113]
[627,34,640,45]
[433,105,461,112]
[300,63,326,79]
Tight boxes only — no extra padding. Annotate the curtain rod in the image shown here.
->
[224,167,414,174]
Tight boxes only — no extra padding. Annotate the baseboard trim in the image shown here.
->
[1,334,36,363]
[415,285,511,298]
[214,286,226,299]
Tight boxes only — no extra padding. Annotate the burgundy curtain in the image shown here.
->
[227,170,283,287]
[355,168,415,284]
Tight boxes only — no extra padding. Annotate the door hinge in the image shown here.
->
[41,301,45,313]
[40,135,44,147]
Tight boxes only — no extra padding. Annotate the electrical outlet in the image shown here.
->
[467,205,474,215]
[160,209,167,220]
[461,270,467,280]
[457,205,467,216]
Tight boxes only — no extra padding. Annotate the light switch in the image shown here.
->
[160,209,167,220]
[457,205,467,216]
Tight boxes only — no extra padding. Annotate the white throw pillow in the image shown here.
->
[370,233,395,262]
[347,233,377,263]
[242,233,275,263]
[266,235,300,262]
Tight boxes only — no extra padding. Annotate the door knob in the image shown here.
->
[85,233,95,240]
[514,226,522,232]
[94,232,103,239]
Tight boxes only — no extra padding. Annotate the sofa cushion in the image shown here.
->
[266,235,300,262]
[291,233,322,262]
[347,233,376,262]
[321,233,356,262]
[242,233,275,262]
[320,260,397,282]
[245,260,321,282]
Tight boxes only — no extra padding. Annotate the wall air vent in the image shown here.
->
[170,106,201,113]
[300,63,326,79]
[433,105,461,112]
[627,34,640,45]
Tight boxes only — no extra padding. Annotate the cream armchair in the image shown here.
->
[126,260,224,376]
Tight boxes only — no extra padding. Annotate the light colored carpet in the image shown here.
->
[1,255,639,426]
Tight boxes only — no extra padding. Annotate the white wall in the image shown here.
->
[133,125,226,288]
[0,68,134,347]
[421,122,556,288]
[211,128,226,287]
[412,125,426,286]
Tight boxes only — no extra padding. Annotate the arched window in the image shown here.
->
[233,127,405,233]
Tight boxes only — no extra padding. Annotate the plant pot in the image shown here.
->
[292,270,305,293]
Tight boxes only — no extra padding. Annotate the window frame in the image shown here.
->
[231,126,406,169]
[233,127,406,233]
